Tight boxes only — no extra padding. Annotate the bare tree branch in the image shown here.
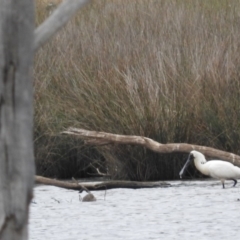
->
[61,127,240,166]
[34,0,90,52]
[35,175,170,191]
[88,163,111,177]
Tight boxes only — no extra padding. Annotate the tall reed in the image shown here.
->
[34,0,240,180]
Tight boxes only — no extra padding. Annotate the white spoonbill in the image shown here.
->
[179,150,240,188]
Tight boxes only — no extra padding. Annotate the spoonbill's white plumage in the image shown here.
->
[179,150,240,188]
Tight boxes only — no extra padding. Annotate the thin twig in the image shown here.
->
[72,177,90,193]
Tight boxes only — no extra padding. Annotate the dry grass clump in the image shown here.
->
[34,0,240,180]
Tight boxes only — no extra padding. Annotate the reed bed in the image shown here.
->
[34,0,240,180]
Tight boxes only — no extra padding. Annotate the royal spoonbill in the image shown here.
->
[179,150,240,188]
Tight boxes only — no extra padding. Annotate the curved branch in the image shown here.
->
[34,0,90,52]
[61,127,240,166]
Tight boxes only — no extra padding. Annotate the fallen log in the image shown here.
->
[61,127,240,166]
[35,175,171,191]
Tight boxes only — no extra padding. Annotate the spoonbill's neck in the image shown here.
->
[194,154,209,176]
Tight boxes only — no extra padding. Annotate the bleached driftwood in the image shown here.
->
[61,127,240,166]
[34,0,90,51]
[35,176,171,191]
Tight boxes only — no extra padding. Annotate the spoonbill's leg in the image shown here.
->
[221,180,225,189]
[230,179,237,187]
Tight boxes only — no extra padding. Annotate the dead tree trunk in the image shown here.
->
[0,1,90,239]
[0,1,35,239]
[62,128,240,166]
